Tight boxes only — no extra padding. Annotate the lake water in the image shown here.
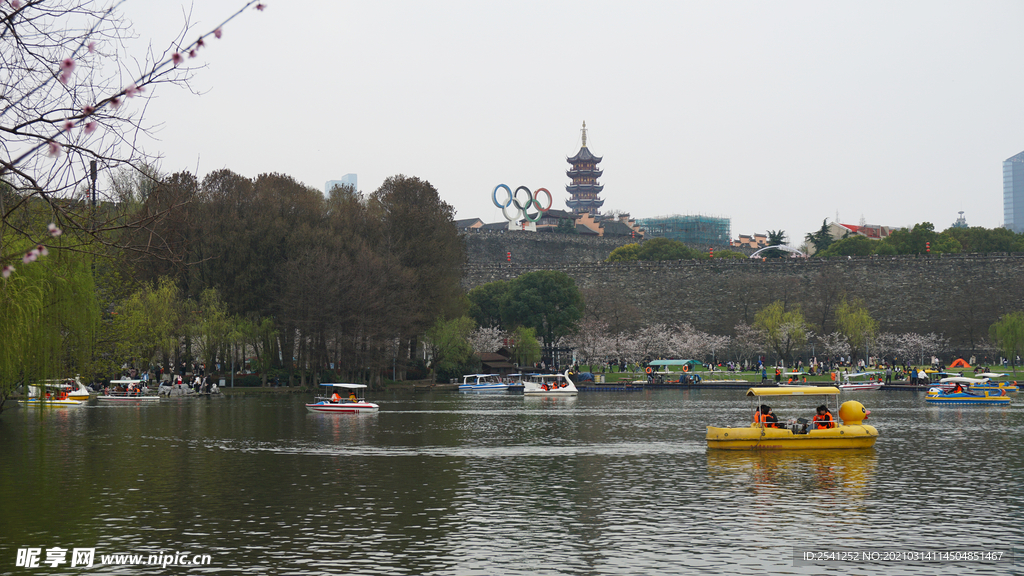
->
[1,388,1022,575]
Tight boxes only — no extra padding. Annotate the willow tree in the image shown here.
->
[990,312,1024,370]
[0,247,99,413]
[113,277,185,374]
[835,297,878,360]
[754,300,810,363]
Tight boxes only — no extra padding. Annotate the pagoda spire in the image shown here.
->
[581,121,587,148]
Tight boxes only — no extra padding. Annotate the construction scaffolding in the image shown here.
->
[636,214,731,246]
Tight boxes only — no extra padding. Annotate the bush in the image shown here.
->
[236,374,263,387]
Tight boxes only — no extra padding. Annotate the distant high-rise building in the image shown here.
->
[1003,151,1024,233]
[565,122,604,215]
[325,174,357,196]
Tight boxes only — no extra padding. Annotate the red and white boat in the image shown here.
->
[838,371,884,391]
[305,383,379,413]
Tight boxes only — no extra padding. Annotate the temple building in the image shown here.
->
[565,121,605,215]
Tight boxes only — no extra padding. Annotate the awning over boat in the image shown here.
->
[746,386,840,396]
[648,359,703,367]
[320,383,368,389]
[938,377,987,384]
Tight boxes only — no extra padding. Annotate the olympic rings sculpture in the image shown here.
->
[491,184,553,223]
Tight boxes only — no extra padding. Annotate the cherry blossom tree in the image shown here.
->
[731,323,763,367]
[899,332,948,366]
[567,318,612,368]
[633,323,674,361]
[468,326,505,354]
[1,0,263,408]
[1,0,265,273]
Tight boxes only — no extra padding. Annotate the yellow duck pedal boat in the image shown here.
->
[706,386,879,450]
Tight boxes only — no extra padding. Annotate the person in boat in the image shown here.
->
[754,405,780,428]
[330,391,341,403]
[951,382,965,394]
[348,390,358,403]
[812,405,835,429]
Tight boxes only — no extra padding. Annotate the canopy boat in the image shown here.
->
[648,359,703,372]
[98,379,160,402]
[21,383,82,405]
[838,371,884,391]
[27,378,91,404]
[926,379,1010,405]
[505,374,525,393]
[458,373,508,393]
[921,370,954,388]
[972,373,1019,393]
[306,383,379,413]
[522,371,579,397]
[706,386,878,450]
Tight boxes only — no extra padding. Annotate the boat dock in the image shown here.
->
[576,381,942,392]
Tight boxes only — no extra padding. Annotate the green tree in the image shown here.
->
[805,219,835,254]
[879,222,961,255]
[509,326,541,366]
[607,238,702,262]
[753,300,810,362]
[607,243,643,262]
[113,277,185,372]
[426,316,477,382]
[0,246,99,413]
[816,234,878,257]
[834,297,878,360]
[944,226,1024,253]
[467,280,510,328]
[990,311,1024,369]
[712,249,748,259]
[192,288,235,372]
[501,270,584,345]
[553,218,578,234]
[761,230,788,258]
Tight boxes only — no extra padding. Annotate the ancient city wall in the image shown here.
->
[462,232,1024,346]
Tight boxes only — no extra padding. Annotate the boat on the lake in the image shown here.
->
[27,378,91,404]
[972,373,1019,393]
[22,396,83,408]
[926,380,1010,405]
[98,379,161,402]
[522,371,579,397]
[458,373,508,393]
[838,371,884,391]
[706,386,878,450]
[305,383,379,413]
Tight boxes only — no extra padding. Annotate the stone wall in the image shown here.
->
[462,233,1024,347]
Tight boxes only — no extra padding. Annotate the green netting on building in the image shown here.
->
[636,215,731,246]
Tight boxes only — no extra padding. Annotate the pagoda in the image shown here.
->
[565,121,604,215]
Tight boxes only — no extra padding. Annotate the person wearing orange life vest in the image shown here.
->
[812,405,835,429]
[330,391,341,403]
[754,405,780,428]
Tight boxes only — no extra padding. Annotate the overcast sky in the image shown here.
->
[126,0,1024,245]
